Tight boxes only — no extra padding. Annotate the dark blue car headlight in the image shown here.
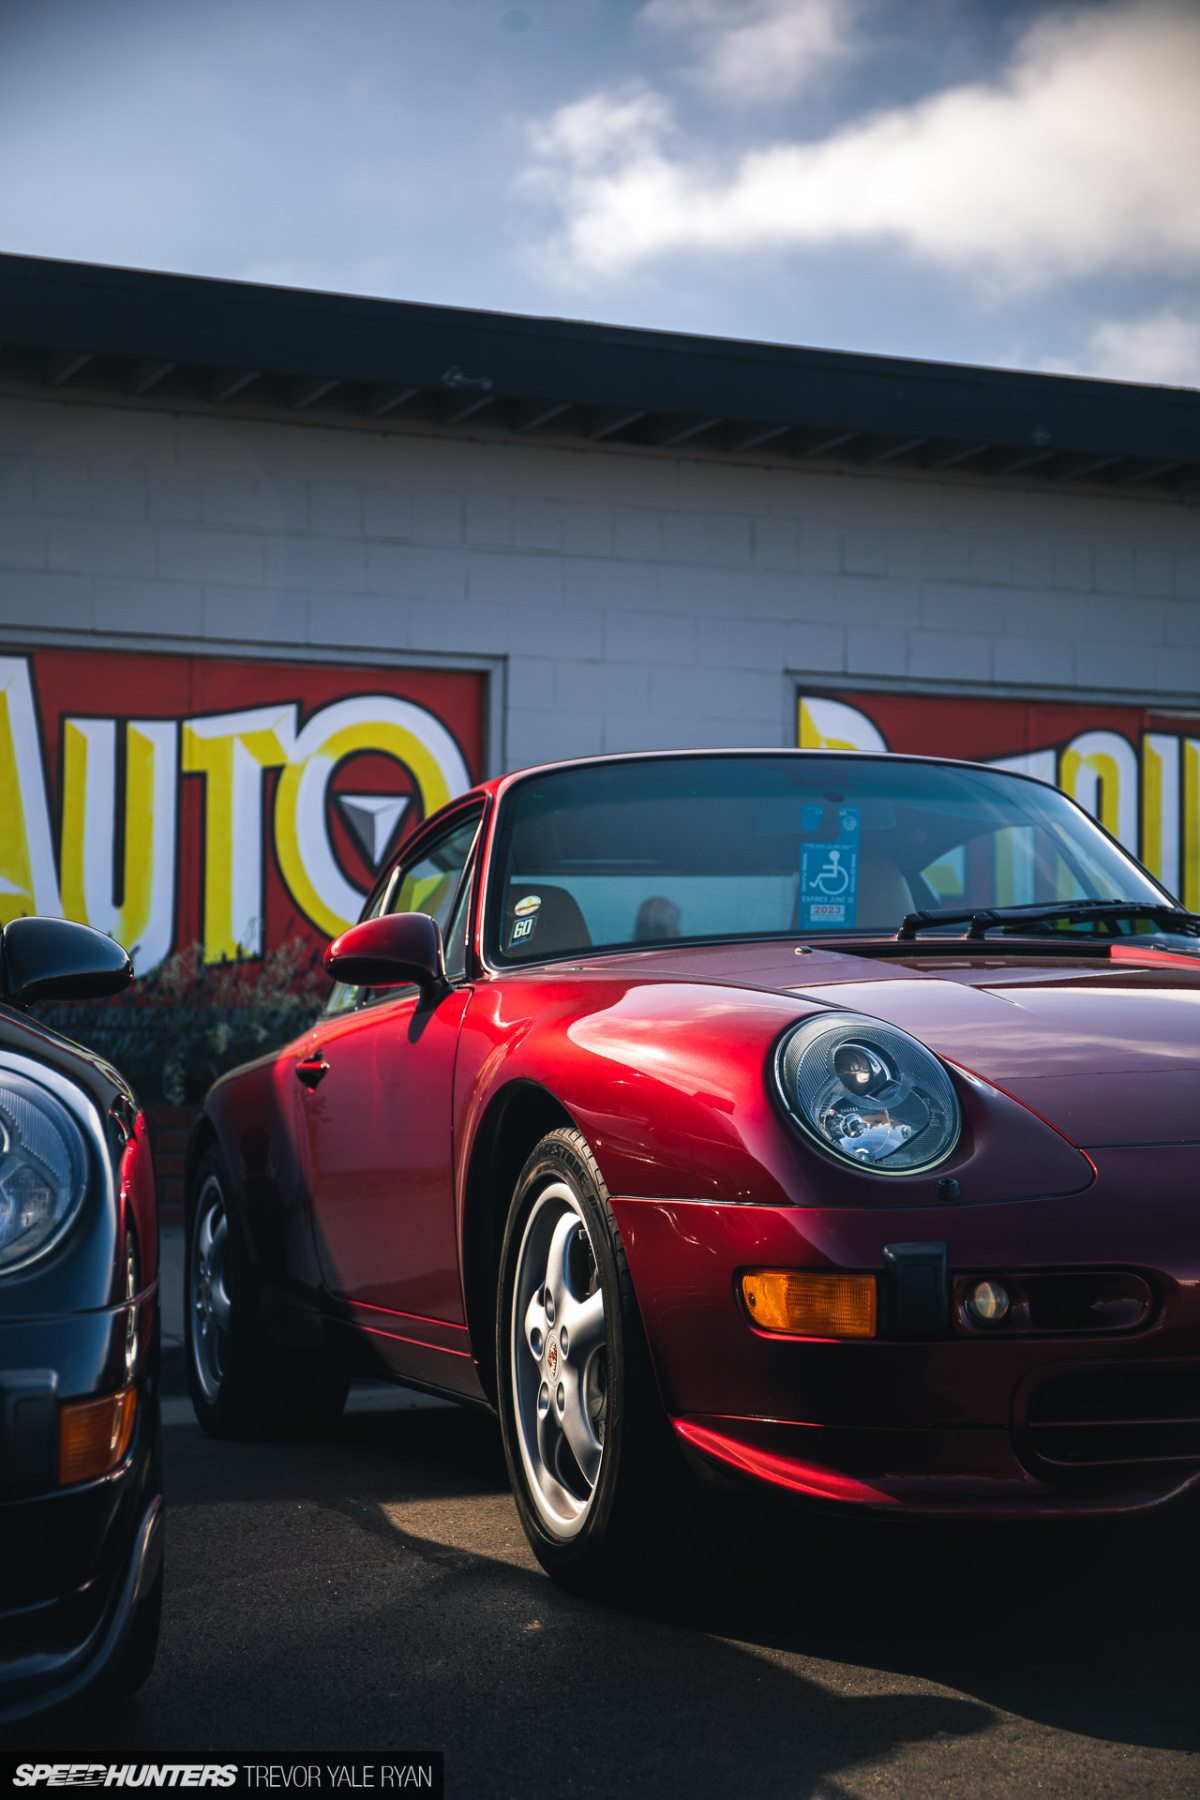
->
[0,1070,90,1273]
[775,1013,961,1175]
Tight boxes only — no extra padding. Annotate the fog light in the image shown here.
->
[59,1386,136,1485]
[742,1270,876,1338]
[964,1280,1010,1325]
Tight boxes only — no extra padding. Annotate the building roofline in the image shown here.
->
[1,252,1196,497]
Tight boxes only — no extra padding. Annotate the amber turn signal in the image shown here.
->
[59,1386,136,1485]
[742,1270,877,1338]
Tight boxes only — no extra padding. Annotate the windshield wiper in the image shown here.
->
[896,899,1200,943]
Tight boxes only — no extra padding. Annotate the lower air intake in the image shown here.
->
[1027,1366,1200,1467]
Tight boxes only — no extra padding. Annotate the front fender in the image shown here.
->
[453,974,805,1216]
[453,972,1095,1225]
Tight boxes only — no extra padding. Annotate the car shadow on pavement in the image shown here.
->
[10,1401,1197,1794]
[659,1494,1200,1759]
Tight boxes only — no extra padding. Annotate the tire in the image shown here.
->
[496,1127,745,1594]
[185,1149,349,1438]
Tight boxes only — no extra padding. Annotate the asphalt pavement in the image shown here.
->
[10,1233,1199,1797]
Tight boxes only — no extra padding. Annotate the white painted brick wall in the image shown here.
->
[0,393,1198,771]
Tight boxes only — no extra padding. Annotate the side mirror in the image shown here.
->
[324,912,448,1002]
[2,917,134,1004]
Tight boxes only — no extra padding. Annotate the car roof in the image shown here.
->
[461,745,1054,809]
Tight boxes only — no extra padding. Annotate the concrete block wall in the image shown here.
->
[1,393,1198,769]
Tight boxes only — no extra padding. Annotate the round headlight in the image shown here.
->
[0,1071,89,1273]
[775,1013,961,1175]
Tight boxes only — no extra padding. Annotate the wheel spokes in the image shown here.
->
[524,1287,548,1362]
[207,1215,232,1331]
[542,1212,576,1318]
[562,1286,604,1360]
[535,1385,558,1480]
[197,1201,219,1265]
[558,1365,603,1487]
[196,1206,231,1331]
[191,1183,231,1403]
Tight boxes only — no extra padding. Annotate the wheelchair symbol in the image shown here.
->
[810,849,851,897]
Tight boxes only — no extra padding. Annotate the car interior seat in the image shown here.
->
[504,884,593,959]
[853,849,915,931]
[634,895,682,942]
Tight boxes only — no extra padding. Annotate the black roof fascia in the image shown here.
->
[0,252,1197,481]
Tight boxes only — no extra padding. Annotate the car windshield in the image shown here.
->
[490,753,1171,962]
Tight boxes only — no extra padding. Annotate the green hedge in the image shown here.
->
[32,940,328,1106]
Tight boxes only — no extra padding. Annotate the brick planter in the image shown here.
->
[141,1102,200,1226]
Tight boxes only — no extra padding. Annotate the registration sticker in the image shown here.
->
[514,894,542,917]
[799,805,859,928]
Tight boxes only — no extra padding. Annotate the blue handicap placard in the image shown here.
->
[799,805,860,928]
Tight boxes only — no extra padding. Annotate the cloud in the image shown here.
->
[527,87,674,172]
[639,0,860,104]
[1049,307,1200,388]
[524,0,1200,288]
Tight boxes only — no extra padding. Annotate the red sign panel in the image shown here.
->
[798,689,1200,908]
[0,649,485,972]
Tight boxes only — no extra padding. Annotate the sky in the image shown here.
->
[1,0,1198,385]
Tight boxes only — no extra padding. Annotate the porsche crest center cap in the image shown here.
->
[546,1338,559,1377]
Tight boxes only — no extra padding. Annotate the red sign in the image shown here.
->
[0,649,485,971]
[798,690,1200,908]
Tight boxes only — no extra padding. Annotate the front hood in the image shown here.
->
[798,968,1200,1148]
[587,940,1200,1148]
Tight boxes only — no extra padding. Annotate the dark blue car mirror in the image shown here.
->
[1,917,134,1004]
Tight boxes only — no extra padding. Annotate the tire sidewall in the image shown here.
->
[497,1130,636,1581]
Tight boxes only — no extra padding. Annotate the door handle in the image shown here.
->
[295,1052,330,1091]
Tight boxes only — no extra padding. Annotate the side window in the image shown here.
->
[386,809,483,989]
[323,867,400,1015]
[322,811,482,1014]
[389,814,481,934]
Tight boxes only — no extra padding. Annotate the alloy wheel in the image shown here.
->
[510,1180,608,1538]
[190,1175,232,1404]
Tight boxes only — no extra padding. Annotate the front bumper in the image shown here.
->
[0,1488,163,1728]
[0,1295,162,1724]
[612,1144,1200,1519]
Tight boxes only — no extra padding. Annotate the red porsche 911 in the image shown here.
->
[186,750,1200,1590]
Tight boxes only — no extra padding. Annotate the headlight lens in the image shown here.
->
[775,1013,961,1175]
[0,1072,89,1272]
